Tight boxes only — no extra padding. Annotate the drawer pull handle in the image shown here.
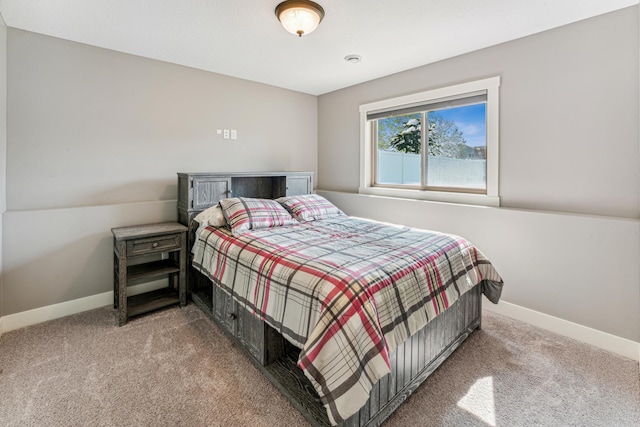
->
[152,242,159,248]
[228,312,237,320]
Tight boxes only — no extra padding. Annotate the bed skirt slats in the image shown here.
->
[346,284,482,427]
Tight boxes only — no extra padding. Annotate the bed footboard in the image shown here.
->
[354,283,482,426]
[190,266,482,427]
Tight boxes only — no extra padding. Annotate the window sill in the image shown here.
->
[358,186,500,207]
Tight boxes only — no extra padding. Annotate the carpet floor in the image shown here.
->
[0,303,638,426]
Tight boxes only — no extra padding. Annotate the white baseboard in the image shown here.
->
[0,280,166,334]
[2,287,639,364]
[484,300,640,362]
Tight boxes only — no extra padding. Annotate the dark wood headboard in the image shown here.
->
[177,171,314,248]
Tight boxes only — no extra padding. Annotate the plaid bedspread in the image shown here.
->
[192,216,503,425]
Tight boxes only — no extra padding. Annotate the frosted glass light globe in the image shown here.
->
[276,1,325,37]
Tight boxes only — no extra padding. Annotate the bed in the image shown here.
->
[177,172,503,426]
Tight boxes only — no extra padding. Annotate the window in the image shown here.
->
[359,77,500,206]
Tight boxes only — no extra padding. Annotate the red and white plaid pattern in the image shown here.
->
[277,194,345,222]
[219,197,298,235]
[192,216,503,424]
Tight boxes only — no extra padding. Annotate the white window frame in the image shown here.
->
[359,76,500,207]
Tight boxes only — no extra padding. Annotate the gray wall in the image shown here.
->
[2,28,317,315]
[319,7,638,219]
[2,7,639,346]
[318,7,640,341]
[0,16,6,321]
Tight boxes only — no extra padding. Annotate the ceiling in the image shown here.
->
[0,0,636,95]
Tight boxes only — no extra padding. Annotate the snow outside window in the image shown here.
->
[359,77,500,207]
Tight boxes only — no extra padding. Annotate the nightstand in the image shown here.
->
[112,222,188,326]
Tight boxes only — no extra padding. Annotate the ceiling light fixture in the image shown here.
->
[275,0,325,37]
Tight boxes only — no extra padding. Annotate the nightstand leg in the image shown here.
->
[113,252,119,309]
[116,241,128,326]
[179,237,187,306]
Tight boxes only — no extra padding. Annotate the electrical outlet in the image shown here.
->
[223,129,230,139]
[231,130,237,140]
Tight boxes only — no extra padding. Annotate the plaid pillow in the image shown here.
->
[277,194,345,222]
[219,197,297,235]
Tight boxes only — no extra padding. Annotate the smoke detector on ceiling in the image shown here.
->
[344,54,362,64]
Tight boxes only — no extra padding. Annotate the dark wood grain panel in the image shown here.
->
[378,373,390,412]
[112,222,187,240]
[126,234,181,257]
[367,377,380,426]
[127,259,180,282]
[286,175,312,196]
[213,285,236,335]
[127,287,180,318]
[233,176,283,199]
[264,345,332,427]
[191,285,213,314]
[193,177,231,210]
[397,338,406,391]
[417,327,426,375]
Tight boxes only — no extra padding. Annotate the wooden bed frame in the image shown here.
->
[177,172,483,427]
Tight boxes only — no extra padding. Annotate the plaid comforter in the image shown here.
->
[192,216,503,425]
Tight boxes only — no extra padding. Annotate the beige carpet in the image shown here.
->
[1,303,638,426]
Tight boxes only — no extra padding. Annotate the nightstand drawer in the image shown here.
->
[127,234,181,257]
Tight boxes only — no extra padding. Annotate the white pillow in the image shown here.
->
[194,204,226,227]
